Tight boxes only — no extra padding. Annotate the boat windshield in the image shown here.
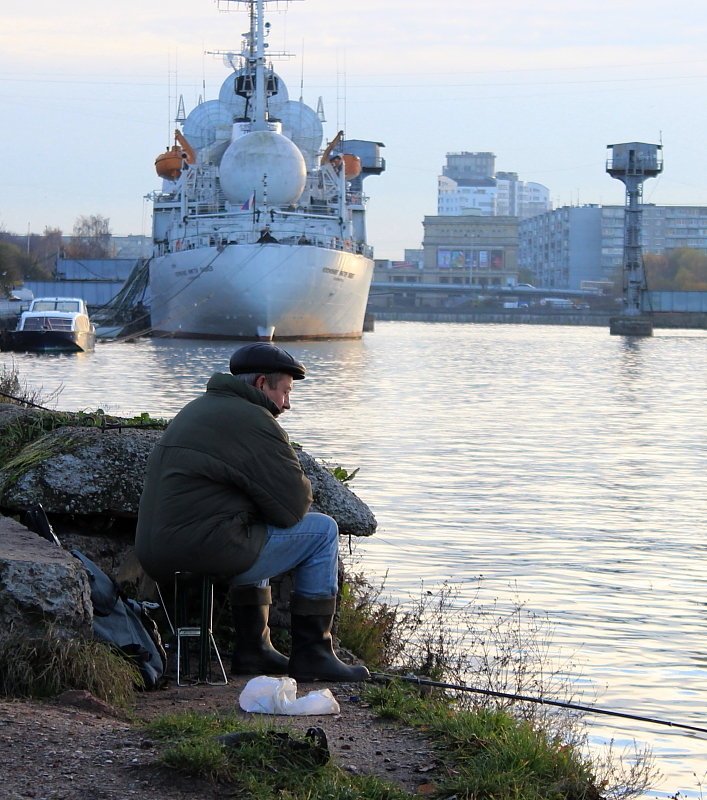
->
[31,300,82,313]
[21,316,74,331]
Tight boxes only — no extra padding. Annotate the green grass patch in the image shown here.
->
[163,738,232,783]
[0,428,83,486]
[337,575,403,669]
[365,680,602,800]
[147,710,410,799]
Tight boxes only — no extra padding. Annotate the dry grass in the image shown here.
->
[0,630,139,708]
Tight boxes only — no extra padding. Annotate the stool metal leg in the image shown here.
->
[198,577,211,683]
[174,572,228,687]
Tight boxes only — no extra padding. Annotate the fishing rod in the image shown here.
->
[370,672,707,736]
[0,389,55,411]
[0,389,165,429]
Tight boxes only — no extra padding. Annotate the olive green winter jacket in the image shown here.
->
[135,372,313,581]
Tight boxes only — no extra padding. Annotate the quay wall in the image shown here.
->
[369,310,707,329]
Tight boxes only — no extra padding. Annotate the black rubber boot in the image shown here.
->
[229,586,289,675]
[288,594,370,682]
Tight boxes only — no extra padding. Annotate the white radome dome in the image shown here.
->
[219,130,306,206]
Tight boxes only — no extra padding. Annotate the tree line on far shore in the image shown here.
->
[643,248,707,291]
[0,215,112,294]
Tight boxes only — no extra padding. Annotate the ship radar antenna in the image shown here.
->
[175,95,186,125]
[223,52,241,71]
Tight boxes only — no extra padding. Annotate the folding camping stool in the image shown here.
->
[168,572,228,686]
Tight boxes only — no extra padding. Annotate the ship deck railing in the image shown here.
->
[154,198,363,220]
[155,232,372,258]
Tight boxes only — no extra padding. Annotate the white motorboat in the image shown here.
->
[3,297,96,353]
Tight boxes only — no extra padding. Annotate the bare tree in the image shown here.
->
[64,215,112,259]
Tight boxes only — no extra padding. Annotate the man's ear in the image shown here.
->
[254,375,267,391]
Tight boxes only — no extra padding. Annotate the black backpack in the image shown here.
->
[21,504,167,690]
[69,549,167,689]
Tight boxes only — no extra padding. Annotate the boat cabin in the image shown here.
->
[18,298,90,332]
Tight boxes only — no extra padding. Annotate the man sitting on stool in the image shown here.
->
[135,343,368,682]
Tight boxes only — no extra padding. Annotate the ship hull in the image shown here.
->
[149,244,373,340]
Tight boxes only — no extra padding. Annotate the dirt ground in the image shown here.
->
[0,677,440,800]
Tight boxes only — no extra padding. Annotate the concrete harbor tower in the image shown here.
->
[606,142,663,336]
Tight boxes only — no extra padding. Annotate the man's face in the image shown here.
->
[256,374,294,412]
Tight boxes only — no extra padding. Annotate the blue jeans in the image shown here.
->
[230,512,339,598]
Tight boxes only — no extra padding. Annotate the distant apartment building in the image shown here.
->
[519,205,707,289]
[422,215,518,288]
[370,216,518,308]
[371,151,547,305]
[438,151,551,219]
[518,205,604,289]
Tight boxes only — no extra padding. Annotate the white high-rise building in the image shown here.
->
[437,152,551,219]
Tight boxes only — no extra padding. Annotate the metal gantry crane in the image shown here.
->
[606,142,663,336]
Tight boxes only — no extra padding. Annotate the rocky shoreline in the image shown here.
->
[0,401,376,648]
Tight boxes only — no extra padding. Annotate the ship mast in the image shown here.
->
[214,0,294,128]
[251,0,267,131]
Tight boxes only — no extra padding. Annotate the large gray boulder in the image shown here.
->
[0,426,376,536]
[0,428,162,516]
[0,515,92,644]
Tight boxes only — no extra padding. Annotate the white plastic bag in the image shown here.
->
[238,675,340,715]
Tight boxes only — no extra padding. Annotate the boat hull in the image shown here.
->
[2,330,96,353]
[149,244,374,340]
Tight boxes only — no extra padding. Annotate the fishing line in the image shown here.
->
[370,672,707,736]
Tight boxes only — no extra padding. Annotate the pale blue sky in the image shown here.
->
[1,0,705,259]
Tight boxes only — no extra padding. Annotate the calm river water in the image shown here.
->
[5,321,707,796]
